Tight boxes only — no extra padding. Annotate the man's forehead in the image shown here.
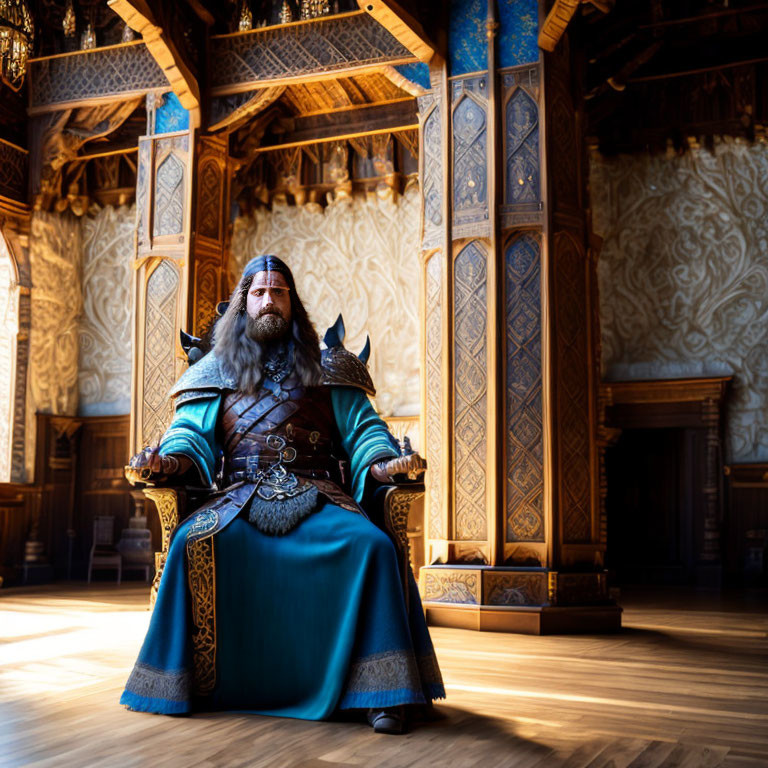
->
[250,271,289,289]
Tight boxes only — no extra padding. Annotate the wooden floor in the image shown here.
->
[1,585,767,768]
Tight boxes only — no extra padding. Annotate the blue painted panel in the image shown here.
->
[449,0,487,76]
[155,91,190,134]
[498,0,539,68]
[505,232,544,543]
[505,87,539,203]
[395,62,431,91]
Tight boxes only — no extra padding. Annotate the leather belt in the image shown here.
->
[226,454,343,485]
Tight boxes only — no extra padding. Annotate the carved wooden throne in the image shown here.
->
[141,482,423,609]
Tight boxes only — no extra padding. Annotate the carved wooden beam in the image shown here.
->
[357,0,435,63]
[251,99,418,152]
[107,0,200,122]
[538,0,581,52]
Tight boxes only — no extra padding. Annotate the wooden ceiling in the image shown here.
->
[581,0,768,153]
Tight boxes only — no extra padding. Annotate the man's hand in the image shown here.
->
[125,446,185,486]
[371,453,428,483]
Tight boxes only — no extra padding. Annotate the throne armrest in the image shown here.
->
[141,487,186,608]
[371,482,425,612]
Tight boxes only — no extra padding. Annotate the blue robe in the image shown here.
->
[120,386,445,717]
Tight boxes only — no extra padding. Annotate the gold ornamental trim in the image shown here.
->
[187,535,217,696]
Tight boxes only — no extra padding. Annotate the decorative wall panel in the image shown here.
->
[153,153,185,237]
[505,233,544,542]
[505,87,539,204]
[210,13,413,94]
[452,77,488,236]
[29,43,168,111]
[27,212,82,478]
[136,140,151,249]
[425,251,444,539]
[484,572,546,605]
[554,232,591,543]
[230,187,421,417]
[592,140,768,462]
[420,94,444,251]
[142,261,179,444]
[79,205,135,416]
[423,569,480,604]
[453,240,488,541]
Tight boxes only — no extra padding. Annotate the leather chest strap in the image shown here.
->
[225,396,301,455]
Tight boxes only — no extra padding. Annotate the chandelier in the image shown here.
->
[0,0,33,92]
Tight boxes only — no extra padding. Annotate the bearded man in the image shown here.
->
[120,254,444,734]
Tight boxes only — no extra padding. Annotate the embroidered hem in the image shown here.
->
[344,649,421,694]
[122,661,191,704]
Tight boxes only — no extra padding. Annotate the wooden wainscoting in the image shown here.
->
[0,413,137,587]
[725,463,768,585]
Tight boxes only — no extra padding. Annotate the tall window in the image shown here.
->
[0,234,18,482]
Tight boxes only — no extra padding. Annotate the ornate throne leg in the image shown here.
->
[142,488,180,608]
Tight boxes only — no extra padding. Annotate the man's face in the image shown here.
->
[245,271,292,342]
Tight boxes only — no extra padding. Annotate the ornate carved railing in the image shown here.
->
[28,41,168,114]
[210,11,417,96]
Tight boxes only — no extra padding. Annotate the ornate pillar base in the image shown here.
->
[420,565,622,635]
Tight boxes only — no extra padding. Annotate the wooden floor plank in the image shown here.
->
[1,584,767,768]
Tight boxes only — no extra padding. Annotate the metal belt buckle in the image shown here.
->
[245,454,262,481]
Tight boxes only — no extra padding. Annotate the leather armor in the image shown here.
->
[219,383,359,514]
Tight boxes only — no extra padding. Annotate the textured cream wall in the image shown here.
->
[231,187,422,417]
[27,211,83,477]
[592,139,768,462]
[79,204,135,416]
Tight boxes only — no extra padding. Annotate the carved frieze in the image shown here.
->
[29,43,168,112]
[210,13,414,95]
[505,233,544,542]
[453,240,488,542]
[423,569,480,604]
[484,572,547,606]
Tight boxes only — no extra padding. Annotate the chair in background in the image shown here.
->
[87,515,122,584]
[117,516,154,582]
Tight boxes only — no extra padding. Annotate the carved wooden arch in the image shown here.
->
[0,214,31,482]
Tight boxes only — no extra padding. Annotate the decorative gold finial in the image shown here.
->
[279,0,293,23]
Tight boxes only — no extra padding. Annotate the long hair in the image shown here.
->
[213,255,323,393]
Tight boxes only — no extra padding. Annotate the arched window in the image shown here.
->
[0,234,18,482]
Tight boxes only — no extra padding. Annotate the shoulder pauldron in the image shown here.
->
[320,346,375,396]
[169,351,236,400]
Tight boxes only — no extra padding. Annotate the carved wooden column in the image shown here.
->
[419,3,620,633]
[130,125,195,454]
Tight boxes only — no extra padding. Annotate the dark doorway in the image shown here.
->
[605,427,697,585]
